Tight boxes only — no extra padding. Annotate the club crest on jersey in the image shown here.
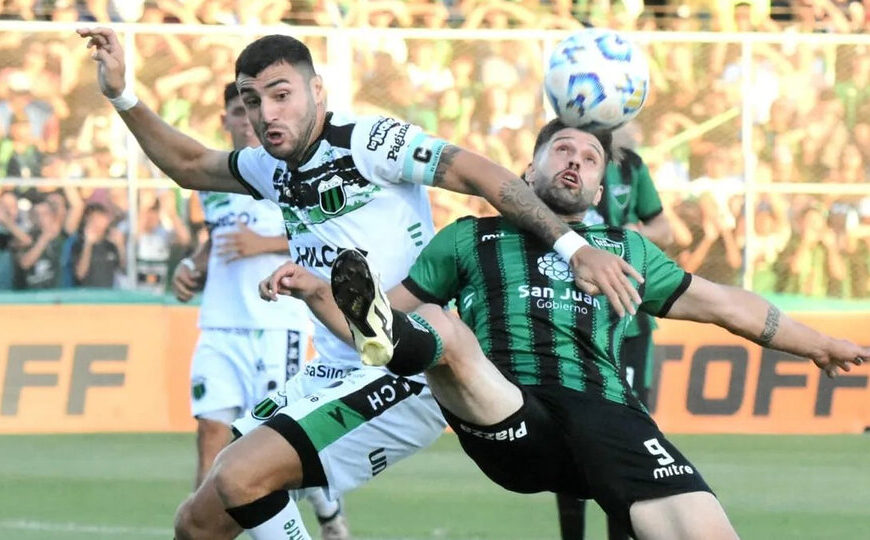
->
[611,184,631,210]
[591,236,625,258]
[191,376,206,400]
[318,176,346,215]
[251,391,287,420]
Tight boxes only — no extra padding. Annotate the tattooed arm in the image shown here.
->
[665,274,868,376]
[429,144,644,316]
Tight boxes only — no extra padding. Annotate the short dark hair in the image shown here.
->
[223,82,239,107]
[532,118,613,163]
[235,35,315,79]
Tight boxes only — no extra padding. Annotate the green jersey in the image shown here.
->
[404,216,691,407]
[584,149,664,339]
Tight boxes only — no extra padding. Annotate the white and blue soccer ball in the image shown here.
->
[545,28,650,130]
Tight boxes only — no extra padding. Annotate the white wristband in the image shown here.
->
[108,86,139,112]
[179,258,198,272]
[553,231,589,262]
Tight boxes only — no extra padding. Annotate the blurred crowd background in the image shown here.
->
[1,0,869,299]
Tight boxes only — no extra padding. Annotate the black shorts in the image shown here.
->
[442,385,712,533]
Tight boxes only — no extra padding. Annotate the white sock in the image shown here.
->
[245,499,312,540]
[303,487,341,520]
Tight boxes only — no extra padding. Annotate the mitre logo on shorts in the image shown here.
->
[537,252,574,282]
[591,236,625,258]
[367,118,400,151]
[251,391,287,420]
[318,176,346,215]
[191,376,206,400]
[458,420,527,442]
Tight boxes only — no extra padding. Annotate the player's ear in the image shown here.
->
[592,185,603,206]
[220,112,228,129]
[310,74,325,105]
[522,162,534,186]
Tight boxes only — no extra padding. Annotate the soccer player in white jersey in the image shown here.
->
[171,82,349,538]
[78,27,645,540]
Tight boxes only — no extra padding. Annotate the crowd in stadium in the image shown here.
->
[0,0,869,298]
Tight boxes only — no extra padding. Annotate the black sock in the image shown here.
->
[225,490,289,529]
[387,309,443,376]
[556,495,586,539]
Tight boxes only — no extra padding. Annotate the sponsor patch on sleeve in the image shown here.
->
[401,133,449,185]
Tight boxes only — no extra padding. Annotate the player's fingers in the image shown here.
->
[574,276,601,296]
[611,271,637,317]
[598,280,625,318]
[619,258,644,284]
[615,267,642,306]
[259,277,275,301]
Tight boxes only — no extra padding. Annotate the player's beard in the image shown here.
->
[533,171,593,216]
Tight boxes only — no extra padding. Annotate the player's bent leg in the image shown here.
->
[212,425,313,538]
[174,473,241,540]
[413,304,523,426]
[629,491,738,540]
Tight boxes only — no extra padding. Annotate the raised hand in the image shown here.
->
[76,27,126,98]
[258,261,324,302]
[569,246,643,318]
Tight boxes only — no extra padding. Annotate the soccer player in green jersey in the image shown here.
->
[267,119,868,539]
[559,133,674,540]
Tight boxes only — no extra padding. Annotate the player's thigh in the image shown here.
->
[554,392,714,535]
[233,367,447,499]
[415,305,523,426]
[190,330,250,417]
[442,387,582,496]
[214,423,305,496]
[630,491,738,540]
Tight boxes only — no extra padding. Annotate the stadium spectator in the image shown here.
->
[62,201,124,288]
[136,189,190,294]
[13,196,65,289]
[0,188,31,289]
[742,196,792,294]
[773,204,846,296]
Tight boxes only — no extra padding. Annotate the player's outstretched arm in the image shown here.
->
[665,275,868,377]
[431,145,643,317]
[77,28,247,194]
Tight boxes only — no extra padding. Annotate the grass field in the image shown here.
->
[0,433,868,539]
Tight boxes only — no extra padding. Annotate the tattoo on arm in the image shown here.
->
[431,145,461,188]
[498,177,568,244]
[758,304,781,345]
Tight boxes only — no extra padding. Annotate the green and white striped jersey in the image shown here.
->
[404,216,691,406]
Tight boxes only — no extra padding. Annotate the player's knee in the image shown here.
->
[212,449,260,505]
[173,494,205,540]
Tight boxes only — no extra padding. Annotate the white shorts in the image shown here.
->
[190,328,310,420]
[233,364,447,499]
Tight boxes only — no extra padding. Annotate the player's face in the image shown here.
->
[222,95,259,150]
[528,128,605,216]
[236,61,324,166]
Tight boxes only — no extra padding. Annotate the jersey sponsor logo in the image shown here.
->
[518,285,601,315]
[653,463,695,479]
[303,364,357,379]
[317,176,347,215]
[386,122,411,161]
[367,117,400,151]
[251,391,287,420]
[591,236,625,258]
[191,376,206,400]
[536,252,574,282]
[294,245,368,269]
[369,447,388,476]
[480,232,505,242]
[457,420,527,442]
[206,211,258,231]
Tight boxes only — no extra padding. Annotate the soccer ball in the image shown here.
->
[545,28,650,130]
